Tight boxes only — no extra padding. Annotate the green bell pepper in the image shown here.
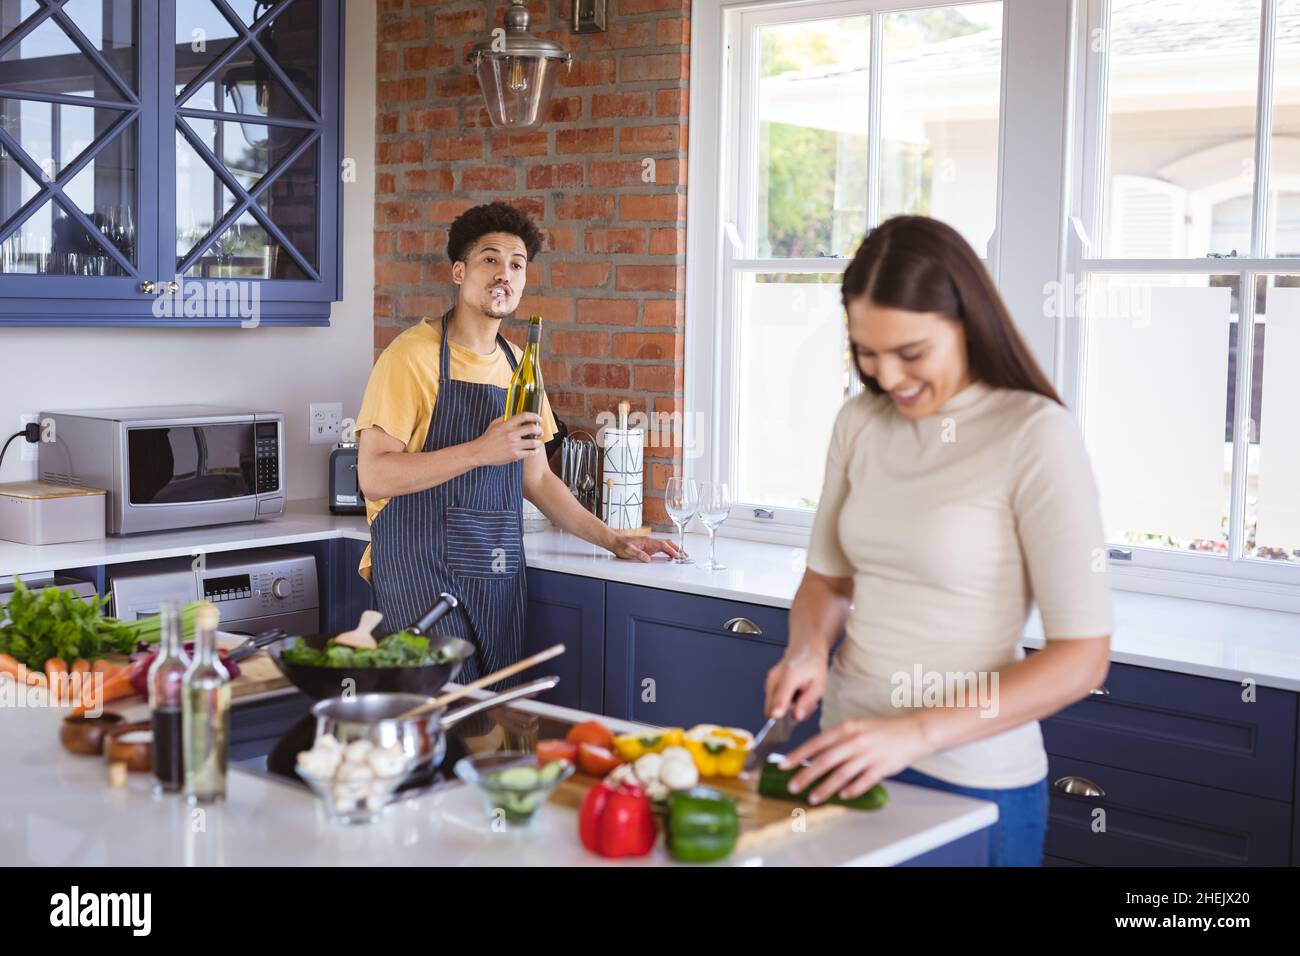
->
[664,786,740,862]
[757,757,889,810]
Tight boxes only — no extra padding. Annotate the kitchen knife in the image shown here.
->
[744,711,793,772]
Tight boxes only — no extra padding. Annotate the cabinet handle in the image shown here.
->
[723,616,763,635]
[164,280,180,294]
[1053,775,1105,799]
[139,280,156,294]
[1089,686,1110,697]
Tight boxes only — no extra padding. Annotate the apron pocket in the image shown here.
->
[444,507,522,579]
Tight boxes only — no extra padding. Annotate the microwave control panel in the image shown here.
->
[255,421,280,494]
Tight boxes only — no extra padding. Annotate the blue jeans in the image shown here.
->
[891,767,1048,867]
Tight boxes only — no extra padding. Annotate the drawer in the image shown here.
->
[1045,755,1292,866]
[1041,661,1297,801]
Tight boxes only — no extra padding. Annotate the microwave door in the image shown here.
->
[128,424,256,505]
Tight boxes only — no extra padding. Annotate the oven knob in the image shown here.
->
[271,577,291,600]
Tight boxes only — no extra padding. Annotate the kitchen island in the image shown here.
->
[1,690,997,867]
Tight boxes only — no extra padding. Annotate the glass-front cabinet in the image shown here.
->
[0,0,341,325]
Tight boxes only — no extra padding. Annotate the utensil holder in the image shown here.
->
[601,427,643,530]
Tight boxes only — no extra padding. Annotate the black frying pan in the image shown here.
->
[263,593,477,700]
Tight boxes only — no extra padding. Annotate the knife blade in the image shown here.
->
[744,711,793,772]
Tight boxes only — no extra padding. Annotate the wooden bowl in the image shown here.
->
[104,721,153,773]
[59,713,125,756]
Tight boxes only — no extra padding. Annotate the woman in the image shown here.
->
[764,216,1112,867]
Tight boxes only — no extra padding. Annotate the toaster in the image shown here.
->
[329,442,366,515]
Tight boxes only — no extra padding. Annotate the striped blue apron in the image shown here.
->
[369,310,528,688]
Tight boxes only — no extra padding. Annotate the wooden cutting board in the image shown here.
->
[547,770,848,852]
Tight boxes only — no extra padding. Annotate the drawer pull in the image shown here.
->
[1089,686,1110,697]
[723,617,763,635]
[1053,775,1105,799]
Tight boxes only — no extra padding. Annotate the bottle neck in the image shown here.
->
[193,627,218,664]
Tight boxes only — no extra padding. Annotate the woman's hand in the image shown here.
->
[779,715,933,804]
[609,536,682,563]
[764,649,828,721]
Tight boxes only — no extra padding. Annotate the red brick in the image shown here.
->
[429,135,484,161]
[609,20,653,48]
[634,364,683,391]
[403,168,454,192]
[502,195,546,220]
[613,332,680,361]
[548,96,584,123]
[377,48,397,74]
[541,359,569,386]
[436,75,480,98]
[376,201,422,225]
[551,330,609,356]
[588,160,648,187]
[556,194,615,220]
[585,228,645,254]
[547,389,585,418]
[379,16,423,42]
[397,230,430,254]
[378,112,398,135]
[428,199,475,223]
[376,171,396,195]
[556,127,615,154]
[462,166,518,191]
[616,265,683,292]
[403,295,446,318]
[426,260,454,284]
[374,292,395,317]
[551,261,611,289]
[655,89,686,116]
[374,233,393,256]
[434,7,486,36]
[375,260,421,285]
[464,104,493,129]
[403,43,455,71]
[406,107,458,132]
[577,298,638,325]
[377,77,426,104]
[642,497,668,528]
[377,139,423,165]
[620,53,687,83]
[649,228,685,256]
[490,131,550,157]
[516,294,575,324]
[620,123,684,154]
[545,226,577,253]
[571,363,631,389]
[592,92,653,120]
[643,299,684,327]
[656,16,689,45]
[374,323,404,349]
[562,59,616,87]
[526,162,583,189]
[620,0,688,11]
[619,193,685,221]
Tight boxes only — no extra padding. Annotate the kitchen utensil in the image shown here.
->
[561,430,600,515]
[333,609,383,650]
[743,711,793,772]
[454,750,575,827]
[310,675,560,773]
[264,593,473,700]
[104,721,153,772]
[226,627,288,662]
[59,713,125,756]
[398,642,565,720]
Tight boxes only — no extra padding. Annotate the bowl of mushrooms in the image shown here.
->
[295,734,414,825]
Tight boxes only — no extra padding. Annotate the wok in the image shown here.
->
[264,592,477,700]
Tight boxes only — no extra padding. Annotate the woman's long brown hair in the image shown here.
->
[841,216,1062,405]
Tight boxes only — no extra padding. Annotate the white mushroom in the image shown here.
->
[633,752,664,785]
[344,739,374,762]
[660,757,699,791]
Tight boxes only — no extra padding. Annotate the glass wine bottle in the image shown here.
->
[182,602,230,805]
[148,602,189,794]
[503,314,544,433]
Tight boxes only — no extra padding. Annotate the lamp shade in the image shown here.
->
[467,1,572,131]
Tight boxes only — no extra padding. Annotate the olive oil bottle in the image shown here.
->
[503,314,544,425]
[182,602,230,805]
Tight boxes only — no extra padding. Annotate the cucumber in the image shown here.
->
[538,760,565,783]
[757,757,888,811]
[495,766,541,789]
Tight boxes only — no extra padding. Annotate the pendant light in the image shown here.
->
[467,0,573,130]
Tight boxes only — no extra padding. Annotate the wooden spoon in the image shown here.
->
[396,643,565,720]
[334,609,383,650]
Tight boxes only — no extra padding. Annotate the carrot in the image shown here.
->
[91,659,113,674]
[71,668,136,717]
[45,658,69,703]
[71,659,90,676]
[0,654,22,680]
[25,670,47,688]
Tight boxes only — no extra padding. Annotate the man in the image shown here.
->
[355,201,680,684]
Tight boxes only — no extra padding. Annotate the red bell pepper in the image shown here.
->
[578,780,657,858]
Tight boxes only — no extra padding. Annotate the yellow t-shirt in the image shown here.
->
[354,317,558,582]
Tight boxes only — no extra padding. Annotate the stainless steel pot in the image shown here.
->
[309,676,559,771]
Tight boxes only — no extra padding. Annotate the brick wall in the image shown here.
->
[373,0,690,525]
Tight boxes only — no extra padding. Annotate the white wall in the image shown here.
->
[0,0,377,502]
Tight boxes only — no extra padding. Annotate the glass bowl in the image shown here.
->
[296,765,413,826]
[453,751,575,827]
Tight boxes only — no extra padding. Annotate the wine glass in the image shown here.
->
[697,482,732,571]
[664,477,698,565]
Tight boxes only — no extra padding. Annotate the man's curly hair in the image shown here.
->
[446,201,545,263]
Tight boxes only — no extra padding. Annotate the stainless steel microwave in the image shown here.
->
[37,405,285,535]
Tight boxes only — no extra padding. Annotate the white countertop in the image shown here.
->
[0,694,996,867]
[2,498,1299,692]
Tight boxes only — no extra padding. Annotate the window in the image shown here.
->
[1067,0,1300,582]
[691,0,1005,535]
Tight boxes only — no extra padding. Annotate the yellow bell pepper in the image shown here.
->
[613,727,684,761]
[683,725,754,777]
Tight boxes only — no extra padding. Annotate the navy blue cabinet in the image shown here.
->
[523,568,605,713]
[0,0,343,326]
[603,583,819,746]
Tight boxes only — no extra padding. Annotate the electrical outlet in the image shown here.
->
[18,413,38,462]
[308,402,343,446]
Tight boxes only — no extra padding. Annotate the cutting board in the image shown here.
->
[547,770,848,853]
